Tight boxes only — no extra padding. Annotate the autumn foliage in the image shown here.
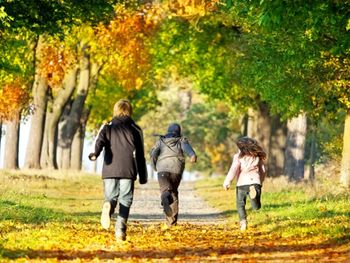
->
[38,41,76,89]
[96,5,162,90]
[0,170,349,262]
[0,80,29,121]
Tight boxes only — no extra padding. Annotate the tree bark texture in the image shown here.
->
[0,122,2,161]
[247,104,271,152]
[240,114,248,137]
[284,113,307,181]
[4,117,20,169]
[268,116,287,177]
[247,103,272,173]
[340,110,350,187]
[24,35,48,169]
[308,124,317,182]
[70,109,90,170]
[56,104,71,169]
[40,66,78,169]
[60,43,90,169]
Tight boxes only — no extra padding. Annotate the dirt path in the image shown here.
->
[129,180,226,224]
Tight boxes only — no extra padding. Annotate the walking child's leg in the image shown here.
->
[101,179,119,229]
[250,184,262,210]
[168,173,182,225]
[236,185,248,230]
[158,172,173,218]
[115,179,134,240]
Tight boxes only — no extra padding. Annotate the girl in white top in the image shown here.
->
[223,137,266,230]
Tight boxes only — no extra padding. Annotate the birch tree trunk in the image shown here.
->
[284,113,307,181]
[24,35,48,169]
[4,116,20,169]
[340,110,350,187]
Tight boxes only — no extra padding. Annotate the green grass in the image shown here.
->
[194,172,350,243]
[0,170,106,260]
[0,168,349,262]
[0,170,102,224]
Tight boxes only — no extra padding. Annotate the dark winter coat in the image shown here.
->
[93,116,147,183]
[150,135,196,175]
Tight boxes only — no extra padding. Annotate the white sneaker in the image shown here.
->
[240,220,247,231]
[249,185,257,199]
[101,202,111,230]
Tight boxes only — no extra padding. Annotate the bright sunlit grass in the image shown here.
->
[0,167,349,262]
[194,165,350,244]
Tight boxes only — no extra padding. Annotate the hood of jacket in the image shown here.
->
[111,115,134,125]
[161,136,181,147]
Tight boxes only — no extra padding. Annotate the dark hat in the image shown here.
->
[167,123,181,137]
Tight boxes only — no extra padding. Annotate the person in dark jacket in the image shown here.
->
[150,123,197,226]
[89,99,147,241]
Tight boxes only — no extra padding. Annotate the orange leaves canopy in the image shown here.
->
[38,40,76,89]
[95,5,161,90]
[0,80,30,121]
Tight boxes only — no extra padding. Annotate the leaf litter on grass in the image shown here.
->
[1,170,349,262]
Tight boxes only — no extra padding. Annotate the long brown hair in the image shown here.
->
[236,137,266,160]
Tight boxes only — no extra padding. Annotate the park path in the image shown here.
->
[129,180,226,224]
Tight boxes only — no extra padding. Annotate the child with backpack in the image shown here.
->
[223,136,266,230]
[150,123,197,227]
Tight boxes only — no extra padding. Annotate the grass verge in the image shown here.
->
[194,169,350,243]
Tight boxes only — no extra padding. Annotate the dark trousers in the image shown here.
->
[158,172,182,225]
[236,184,262,221]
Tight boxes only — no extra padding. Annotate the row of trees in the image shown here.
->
[0,1,349,187]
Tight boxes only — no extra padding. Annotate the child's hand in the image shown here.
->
[190,155,197,163]
[88,153,97,161]
[223,182,230,191]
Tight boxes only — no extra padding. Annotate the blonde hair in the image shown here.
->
[113,99,133,117]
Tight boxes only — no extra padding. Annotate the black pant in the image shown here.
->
[157,172,182,225]
[236,184,262,221]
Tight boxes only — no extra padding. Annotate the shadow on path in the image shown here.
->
[2,241,348,261]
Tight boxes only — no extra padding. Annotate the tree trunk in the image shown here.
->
[57,61,101,170]
[24,35,48,169]
[247,103,272,172]
[60,43,90,169]
[56,103,71,169]
[255,103,271,159]
[247,107,258,139]
[40,66,78,169]
[268,116,287,177]
[247,104,271,149]
[0,122,2,161]
[340,110,350,187]
[284,113,307,182]
[309,122,317,182]
[70,109,90,170]
[241,114,248,137]
[4,116,20,169]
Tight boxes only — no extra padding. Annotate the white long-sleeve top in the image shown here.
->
[224,153,265,187]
